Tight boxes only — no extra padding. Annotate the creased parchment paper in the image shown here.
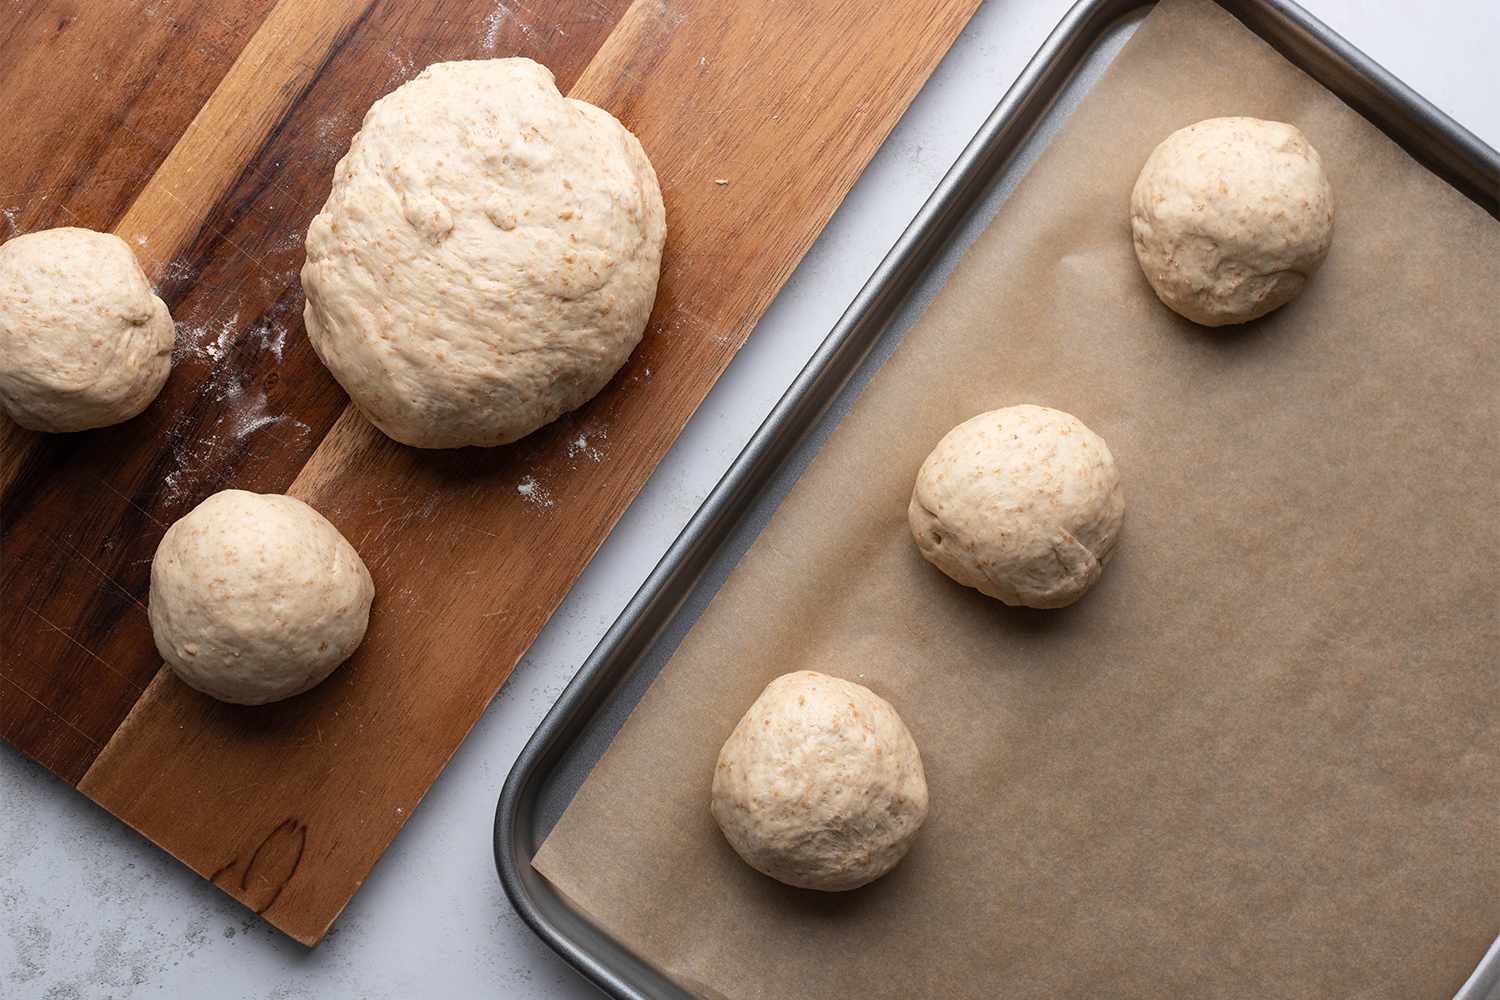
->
[533,1,1500,996]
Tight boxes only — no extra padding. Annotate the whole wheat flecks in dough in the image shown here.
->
[1131,116,1334,327]
[909,404,1124,609]
[0,227,174,432]
[149,490,375,705]
[711,671,929,892]
[301,58,666,448]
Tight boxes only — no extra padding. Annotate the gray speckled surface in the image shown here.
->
[4,1,1497,997]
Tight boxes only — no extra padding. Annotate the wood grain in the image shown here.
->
[1,0,278,779]
[112,0,376,259]
[0,0,291,488]
[1,0,625,782]
[5,0,978,944]
[1,0,382,779]
[0,0,275,238]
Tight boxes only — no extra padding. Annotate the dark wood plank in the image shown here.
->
[0,0,275,237]
[0,0,279,782]
[77,0,980,944]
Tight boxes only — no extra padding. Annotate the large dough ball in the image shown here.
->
[302,58,666,448]
[711,671,929,892]
[910,405,1124,609]
[1130,117,1334,327]
[149,490,375,705]
[0,227,174,432]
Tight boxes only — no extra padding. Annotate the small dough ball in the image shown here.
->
[0,227,174,432]
[711,671,929,892]
[910,404,1124,609]
[302,58,666,448]
[149,490,375,705]
[1130,117,1334,327]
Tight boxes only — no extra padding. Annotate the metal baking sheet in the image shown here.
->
[495,2,1500,997]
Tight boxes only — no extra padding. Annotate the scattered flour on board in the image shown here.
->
[516,476,555,508]
[249,319,288,362]
[481,2,510,49]
[566,427,607,463]
[158,257,200,286]
[159,307,310,507]
[313,112,356,164]
[247,299,295,362]
[173,312,240,364]
[270,227,305,256]
[385,48,419,84]
[175,295,295,366]
[217,378,284,438]
[1,206,18,236]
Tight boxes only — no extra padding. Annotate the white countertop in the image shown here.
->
[4,2,1497,997]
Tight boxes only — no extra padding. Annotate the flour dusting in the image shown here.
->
[247,310,290,362]
[385,49,419,84]
[219,380,281,438]
[312,112,358,168]
[255,323,288,362]
[481,2,510,49]
[270,227,305,256]
[158,307,310,506]
[159,257,200,286]
[1,206,19,236]
[176,299,295,366]
[173,312,240,364]
[566,427,606,463]
[516,475,554,508]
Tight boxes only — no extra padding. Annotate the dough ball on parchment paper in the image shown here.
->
[1131,116,1334,327]
[910,404,1124,610]
[711,671,929,892]
[302,57,666,449]
[149,490,375,706]
[0,227,174,432]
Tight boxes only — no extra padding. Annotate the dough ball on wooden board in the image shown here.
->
[711,671,929,892]
[301,58,666,449]
[149,490,375,705]
[910,404,1124,609]
[1130,116,1334,327]
[0,227,174,432]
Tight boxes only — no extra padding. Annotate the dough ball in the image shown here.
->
[302,58,666,448]
[1130,117,1334,327]
[149,490,375,705]
[0,227,174,432]
[910,404,1124,609]
[711,671,929,892]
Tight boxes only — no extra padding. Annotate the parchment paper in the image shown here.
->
[532,2,1500,996]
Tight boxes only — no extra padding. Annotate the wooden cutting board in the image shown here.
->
[0,0,978,945]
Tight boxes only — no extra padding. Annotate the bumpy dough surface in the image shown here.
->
[910,405,1124,609]
[0,227,174,432]
[149,490,375,705]
[1130,117,1333,327]
[711,671,929,892]
[302,58,666,448]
